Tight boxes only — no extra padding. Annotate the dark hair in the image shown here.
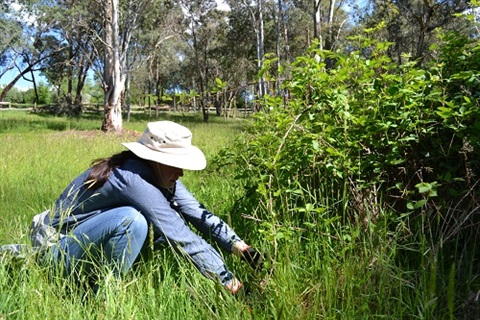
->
[84,151,140,189]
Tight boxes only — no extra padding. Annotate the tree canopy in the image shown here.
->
[0,0,477,129]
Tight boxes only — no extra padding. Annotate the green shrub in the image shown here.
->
[220,30,479,255]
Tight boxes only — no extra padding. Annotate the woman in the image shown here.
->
[43,121,261,294]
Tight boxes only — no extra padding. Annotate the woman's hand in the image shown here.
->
[225,277,243,294]
[232,240,250,257]
[232,241,263,270]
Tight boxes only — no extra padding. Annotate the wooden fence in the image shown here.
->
[0,102,254,116]
[0,101,12,109]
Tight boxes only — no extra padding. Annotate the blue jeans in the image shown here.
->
[50,206,148,280]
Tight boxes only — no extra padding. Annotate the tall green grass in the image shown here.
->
[0,112,253,319]
[1,112,477,318]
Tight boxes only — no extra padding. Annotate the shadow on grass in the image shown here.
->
[0,114,100,133]
[127,111,220,124]
[0,110,245,134]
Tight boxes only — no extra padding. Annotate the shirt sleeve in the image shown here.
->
[109,168,234,285]
[173,180,242,252]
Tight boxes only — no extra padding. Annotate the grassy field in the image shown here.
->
[0,111,476,319]
[0,111,253,319]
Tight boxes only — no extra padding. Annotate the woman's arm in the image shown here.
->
[110,168,235,286]
[172,181,244,252]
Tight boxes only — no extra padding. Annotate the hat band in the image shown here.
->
[143,142,194,155]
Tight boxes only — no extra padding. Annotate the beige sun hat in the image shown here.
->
[122,121,206,170]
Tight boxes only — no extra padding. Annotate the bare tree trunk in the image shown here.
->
[278,0,290,63]
[30,70,38,104]
[257,0,265,99]
[325,0,335,50]
[126,68,131,122]
[275,0,281,93]
[313,0,322,49]
[102,0,124,132]
[243,0,265,109]
[325,0,336,69]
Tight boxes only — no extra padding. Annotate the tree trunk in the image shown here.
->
[0,66,32,102]
[257,0,265,99]
[325,0,336,69]
[278,0,290,65]
[313,0,322,49]
[102,0,124,132]
[125,69,131,122]
[275,0,281,92]
[243,0,266,107]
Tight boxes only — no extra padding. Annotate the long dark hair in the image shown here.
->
[84,151,140,189]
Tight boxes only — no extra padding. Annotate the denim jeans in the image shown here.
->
[49,206,148,280]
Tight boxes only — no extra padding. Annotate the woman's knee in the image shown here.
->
[120,207,148,236]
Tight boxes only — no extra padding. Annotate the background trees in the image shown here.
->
[0,0,476,130]
[361,0,472,65]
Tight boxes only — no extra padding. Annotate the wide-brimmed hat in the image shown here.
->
[122,121,206,170]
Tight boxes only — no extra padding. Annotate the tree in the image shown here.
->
[232,0,267,103]
[129,0,183,117]
[36,0,100,115]
[0,4,24,82]
[293,0,352,53]
[101,0,124,131]
[100,0,177,131]
[361,0,471,65]
[179,0,220,122]
[23,82,52,104]
[0,1,67,103]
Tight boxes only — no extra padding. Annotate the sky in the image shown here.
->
[0,69,44,91]
[216,0,229,11]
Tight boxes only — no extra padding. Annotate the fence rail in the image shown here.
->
[0,101,12,109]
[0,102,254,115]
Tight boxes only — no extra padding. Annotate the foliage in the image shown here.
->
[2,86,25,103]
[24,82,52,104]
[359,0,472,65]
[216,29,480,317]
[1,112,479,317]
[2,82,52,104]
[227,29,478,217]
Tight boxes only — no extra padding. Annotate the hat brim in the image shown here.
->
[122,142,206,170]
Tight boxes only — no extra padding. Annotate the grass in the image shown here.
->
[0,111,253,319]
[0,111,478,319]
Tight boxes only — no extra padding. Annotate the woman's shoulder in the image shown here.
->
[113,158,155,185]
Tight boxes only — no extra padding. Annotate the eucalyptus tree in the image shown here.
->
[225,0,268,101]
[96,0,179,131]
[132,0,184,111]
[179,0,223,121]
[274,0,290,76]
[0,0,67,103]
[101,0,129,131]
[36,0,100,114]
[0,4,24,83]
[292,0,353,54]
[361,0,472,65]
[222,5,258,85]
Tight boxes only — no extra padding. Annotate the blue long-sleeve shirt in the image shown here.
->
[50,158,241,284]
